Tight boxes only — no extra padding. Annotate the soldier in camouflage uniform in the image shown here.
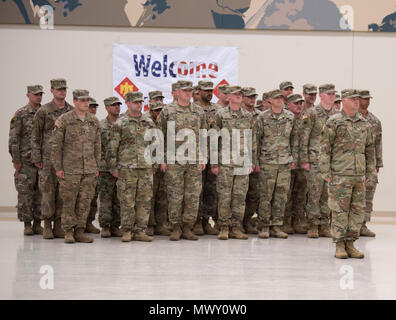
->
[279,81,294,106]
[334,93,341,111]
[31,78,73,239]
[241,87,260,235]
[255,89,298,239]
[302,84,317,110]
[320,89,375,259]
[194,80,221,236]
[148,90,165,104]
[283,94,308,234]
[192,85,200,103]
[212,85,256,240]
[216,84,229,108]
[171,82,180,103]
[147,102,171,237]
[52,90,101,244]
[98,97,122,238]
[85,97,101,234]
[107,91,156,242]
[158,80,207,241]
[358,90,383,237]
[300,84,338,238]
[261,92,272,111]
[9,85,43,236]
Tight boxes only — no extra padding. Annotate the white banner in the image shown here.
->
[113,44,238,112]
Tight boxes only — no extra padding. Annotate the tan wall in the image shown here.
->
[1,25,395,210]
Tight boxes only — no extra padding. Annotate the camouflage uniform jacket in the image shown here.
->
[255,108,298,166]
[9,104,40,165]
[213,106,257,168]
[107,112,157,173]
[98,117,115,172]
[51,110,101,175]
[31,100,73,163]
[293,113,304,169]
[196,101,221,129]
[300,103,338,165]
[360,111,383,168]
[320,111,375,179]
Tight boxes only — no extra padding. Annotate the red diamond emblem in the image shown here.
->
[213,79,230,98]
[114,77,139,100]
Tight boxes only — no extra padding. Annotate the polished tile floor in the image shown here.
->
[1,215,395,300]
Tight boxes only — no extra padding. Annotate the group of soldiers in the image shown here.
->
[9,78,382,259]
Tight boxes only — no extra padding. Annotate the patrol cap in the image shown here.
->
[149,102,164,111]
[193,85,199,93]
[198,81,214,90]
[303,83,317,94]
[50,78,67,89]
[178,80,193,90]
[359,90,373,99]
[227,86,242,94]
[319,83,336,94]
[72,89,90,100]
[279,81,294,90]
[125,91,144,103]
[341,89,360,99]
[149,90,164,100]
[262,91,270,101]
[255,99,262,108]
[103,96,122,106]
[27,85,44,94]
[334,93,341,102]
[89,97,98,107]
[287,93,304,103]
[267,89,283,99]
[241,87,258,97]
[171,82,180,92]
[218,84,229,94]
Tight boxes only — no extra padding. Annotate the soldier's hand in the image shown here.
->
[255,166,260,173]
[301,162,310,171]
[13,163,22,172]
[201,164,206,171]
[95,171,99,177]
[249,167,254,174]
[211,166,219,176]
[325,177,332,183]
[112,172,119,178]
[160,164,167,172]
[291,162,296,170]
[376,167,380,173]
[56,170,65,179]
[34,162,43,169]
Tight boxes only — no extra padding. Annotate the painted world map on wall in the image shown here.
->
[1,0,396,32]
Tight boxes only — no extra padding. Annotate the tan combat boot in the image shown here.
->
[43,219,54,239]
[360,222,376,237]
[134,231,153,242]
[193,219,204,236]
[258,226,270,239]
[203,218,219,235]
[24,222,34,236]
[319,224,332,238]
[270,226,288,239]
[32,218,43,235]
[121,230,132,242]
[334,241,348,259]
[218,226,229,240]
[245,219,258,235]
[307,224,319,238]
[154,224,171,236]
[293,216,308,234]
[283,223,295,234]
[229,226,249,240]
[101,226,111,238]
[182,224,199,240]
[146,225,154,236]
[110,225,122,237]
[52,218,65,238]
[85,219,100,234]
[345,240,364,259]
[64,230,75,244]
[169,224,182,241]
[74,228,94,243]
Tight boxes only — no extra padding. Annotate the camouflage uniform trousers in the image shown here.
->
[198,164,218,221]
[14,163,41,222]
[88,177,99,222]
[117,168,152,232]
[148,170,168,227]
[328,175,366,242]
[165,163,202,226]
[284,169,307,225]
[217,166,249,227]
[364,172,378,222]
[99,172,120,228]
[258,164,291,227]
[58,173,97,231]
[244,171,260,225]
[305,164,330,225]
[38,161,62,221]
